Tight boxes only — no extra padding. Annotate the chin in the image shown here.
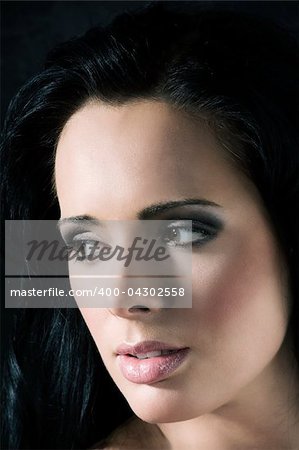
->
[132,405,189,424]
[123,384,207,424]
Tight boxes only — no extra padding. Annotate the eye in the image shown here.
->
[161,220,218,248]
[67,235,111,263]
[70,240,98,261]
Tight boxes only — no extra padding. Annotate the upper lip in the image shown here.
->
[116,340,188,356]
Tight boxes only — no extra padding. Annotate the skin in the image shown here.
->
[55,99,299,449]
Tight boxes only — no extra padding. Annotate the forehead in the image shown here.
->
[54,99,255,219]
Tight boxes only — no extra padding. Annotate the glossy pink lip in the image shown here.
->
[116,341,190,384]
[116,340,185,356]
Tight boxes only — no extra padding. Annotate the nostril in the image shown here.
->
[128,305,150,313]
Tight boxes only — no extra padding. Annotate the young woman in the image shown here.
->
[2,3,299,449]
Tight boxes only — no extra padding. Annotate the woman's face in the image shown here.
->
[55,99,290,423]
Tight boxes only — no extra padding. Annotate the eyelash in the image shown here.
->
[162,220,217,248]
[66,219,220,262]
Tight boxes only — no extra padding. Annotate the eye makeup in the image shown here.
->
[58,210,224,263]
[162,218,221,248]
[57,202,225,256]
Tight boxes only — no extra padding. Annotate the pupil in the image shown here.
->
[164,227,180,244]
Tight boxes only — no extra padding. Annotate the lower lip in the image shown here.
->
[117,348,189,384]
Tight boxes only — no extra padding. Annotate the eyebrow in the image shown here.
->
[57,198,222,228]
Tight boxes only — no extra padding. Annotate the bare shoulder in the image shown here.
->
[89,416,169,450]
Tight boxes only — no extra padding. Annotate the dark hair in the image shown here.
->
[1,3,298,449]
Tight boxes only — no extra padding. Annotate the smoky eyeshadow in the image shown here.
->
[58,225,101,245]
[161,210,224,231]
[58,207,225,245]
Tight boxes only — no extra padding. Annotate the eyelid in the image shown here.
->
[59,226,101,244]
[167,219,209,227]
[166,217,223,231]
[72,232,101,241]
[59,213,224,243]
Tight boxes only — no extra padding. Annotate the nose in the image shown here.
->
[110,304,159,319]
[105,232,167,317]
[108,276,164,319]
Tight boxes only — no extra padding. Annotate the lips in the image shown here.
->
[116,341,189,384]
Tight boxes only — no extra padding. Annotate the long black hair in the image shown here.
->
[1,2,298,449]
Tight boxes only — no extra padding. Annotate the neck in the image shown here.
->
[158,342,299,450]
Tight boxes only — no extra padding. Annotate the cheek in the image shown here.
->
[79,308,110,354]
[192,229,289,354]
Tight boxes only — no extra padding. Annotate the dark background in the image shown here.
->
[1,0,298,127]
